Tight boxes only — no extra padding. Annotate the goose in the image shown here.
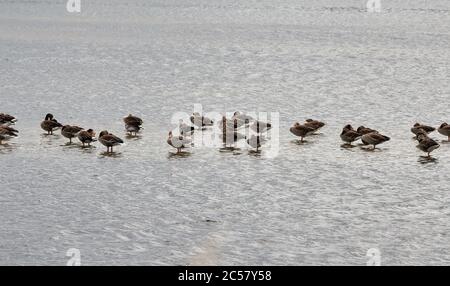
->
[123,114,143,136]
[167,131,192,153]
[290,122,315,142]
[0,113,17,125]
[190,112,214,128]
[361,132,390,149]
[0,126,18,144]
[340,126,361,145]
[304,119,325,132]
[40,113,63,135]
[357,126,379,145]
[250,120,272,133]
[411,123,435,137]
[61,125,84,144]
[417,134,440,157]
[179,120,195,136]
[77,129,96,147]
[98,130,124,153]
[438,123,450,141]
[247,135,266,152]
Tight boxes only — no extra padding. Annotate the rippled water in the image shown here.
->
[1,0,450,265]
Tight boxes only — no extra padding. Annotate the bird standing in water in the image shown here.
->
[78,129,96,147]
[123,114,143,136]
[98,131,124,153]
[40,113,63,135]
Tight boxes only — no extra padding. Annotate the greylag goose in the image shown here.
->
[61,125,84,144]
[357,126,379,145]
[123,114,143,136]
[361,132,390,150]
[417,134,440,157]
[190,112,214,128]
[411,123,435,137]
[340,125,361,145]
[0,126,18,144]
[40,113,63,135]
[167,131,192,153]
[438,123,450,141]
[98,130,124,153]
[290,122,315,142]
[78,129,96,147]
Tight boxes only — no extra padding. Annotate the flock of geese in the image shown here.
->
[1,111,450,157]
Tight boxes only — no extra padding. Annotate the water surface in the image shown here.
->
[1,0,450,265]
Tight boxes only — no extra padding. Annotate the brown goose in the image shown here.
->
[190,112,214,128]
[123,114,143,136]
[438,123,450,141]
[78,129,96,147]
[340,125,361,145]
[290,122,315,142]
[98,131,124,153]
[40,113,63,135]
[361,132,390,149]
[61,125,84,144]
[411,123,435,137]
[167,131,192,153]
[417,134,440,157]
[304,119,325,132]
[357,126,379,145]
[0,113,17,125]
[0,126,18,144]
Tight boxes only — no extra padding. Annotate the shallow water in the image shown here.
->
[1,0,450,265]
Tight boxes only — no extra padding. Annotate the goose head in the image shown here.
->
[45,113,54,121]
[87,129,96,136]
[344,124,353,130]
[417,133,428,142]
[99,130,109,138]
